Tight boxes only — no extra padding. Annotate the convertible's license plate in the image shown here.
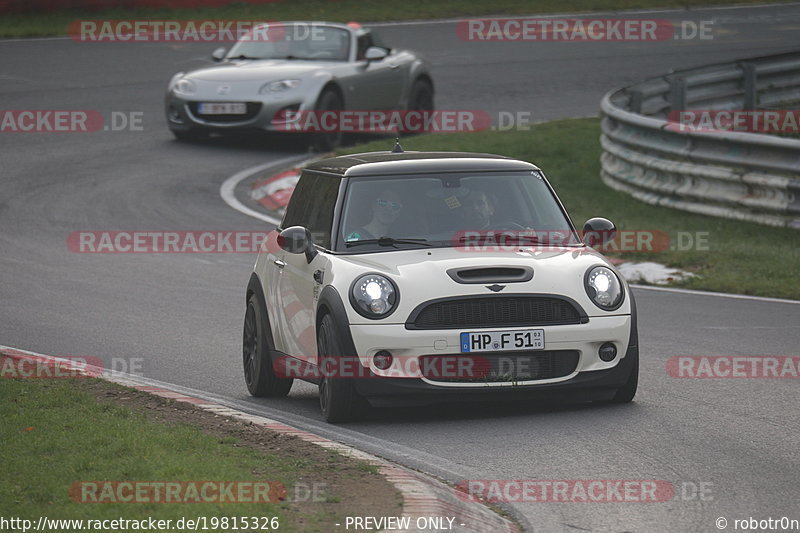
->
[198,103,247,115]
[460,329,544,352]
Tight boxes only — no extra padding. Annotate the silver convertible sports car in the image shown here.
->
[165,21,434,150]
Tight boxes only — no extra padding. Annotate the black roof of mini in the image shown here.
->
[304,151,540,177]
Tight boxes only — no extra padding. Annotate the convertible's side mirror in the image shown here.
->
[364,46,388,61]
[278,226,318,263]
[582,217,617,248]
[211,47,227,62]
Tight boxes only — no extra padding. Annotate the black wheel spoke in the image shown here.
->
[244,356,255,383]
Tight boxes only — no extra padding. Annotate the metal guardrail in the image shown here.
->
[600,51,800,229]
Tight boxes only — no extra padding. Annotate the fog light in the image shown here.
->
[168,105,183,123]
[272,104,302,123]
[598,342,617,362]
[373,350,393,370]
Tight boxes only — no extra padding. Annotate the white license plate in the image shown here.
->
[198,103,247,115]
[460,329,544,352]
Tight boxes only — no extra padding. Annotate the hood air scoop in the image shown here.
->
[447,266,533,284]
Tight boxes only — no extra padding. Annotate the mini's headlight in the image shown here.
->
[584,266,623,311]
[350,274,398,319]
[174,78,196,95]
[259,79,301,93]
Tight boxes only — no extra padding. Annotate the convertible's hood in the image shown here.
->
[185,60,335,82]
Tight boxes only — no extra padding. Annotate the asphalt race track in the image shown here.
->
[2,4,800,532]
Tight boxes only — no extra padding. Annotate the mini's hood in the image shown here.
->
[328,246,631,322]
[184,59,334,82]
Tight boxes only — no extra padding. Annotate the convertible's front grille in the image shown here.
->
[419,350,579,383]
[407,296,584,329]
[187,102,262,123]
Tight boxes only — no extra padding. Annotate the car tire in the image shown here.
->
[408,79,434,113]
[609,355,638,403]
[243,294,293,397]
[317,313,367,423]
[310,90,343,152]
[401,79,434,134]
[172,129,210,142]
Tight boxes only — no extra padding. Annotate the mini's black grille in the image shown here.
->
[187,102,261,122]
[419,350,579,383]
[408,296,583,329]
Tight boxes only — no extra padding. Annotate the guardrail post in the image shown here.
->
[670,77,686,113]
[629,90,643,114]
[740,63,757,109]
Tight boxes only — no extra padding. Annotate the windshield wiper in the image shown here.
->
[228,54,260,60]
[346,237,431,248]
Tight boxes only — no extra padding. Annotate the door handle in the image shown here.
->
[389,63,400,69]
[273,259,286,268]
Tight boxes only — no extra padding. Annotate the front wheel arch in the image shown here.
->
[316,286,359,358]
[246,272,275,348]
[318,81,345,109]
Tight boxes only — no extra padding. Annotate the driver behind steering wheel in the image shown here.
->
[462,190,496,230]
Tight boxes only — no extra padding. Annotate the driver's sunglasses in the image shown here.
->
[376,199,403,212]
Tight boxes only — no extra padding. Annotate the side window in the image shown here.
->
[370,30,389,51]
[356,33,374,60]
[281,174,314,229]
[280,172,340,249]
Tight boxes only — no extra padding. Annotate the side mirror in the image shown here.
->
[582,217,617,248]
[364,46,388,61]
[211,47,226,62]
[278,226,318,263]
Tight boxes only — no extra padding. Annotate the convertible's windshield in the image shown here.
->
[337,172,581,252]
[227,24,350,61]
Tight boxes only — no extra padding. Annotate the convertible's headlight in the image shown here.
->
[259,79,301,93]
[168,72,184,90]
[350,274,398,319]
[174,78,196,95]
[584,266,623,310]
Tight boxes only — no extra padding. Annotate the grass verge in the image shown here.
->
[1,0,794,38]
[336,118,800,300]
[0,373,401,532]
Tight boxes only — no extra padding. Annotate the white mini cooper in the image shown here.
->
[243,147,638,422]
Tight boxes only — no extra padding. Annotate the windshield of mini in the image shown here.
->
[337,171,580,251]
[227,24,350,61]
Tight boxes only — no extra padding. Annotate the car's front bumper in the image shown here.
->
[165,93,308,132]
[353,343,637,406]
[344,315,636,404]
